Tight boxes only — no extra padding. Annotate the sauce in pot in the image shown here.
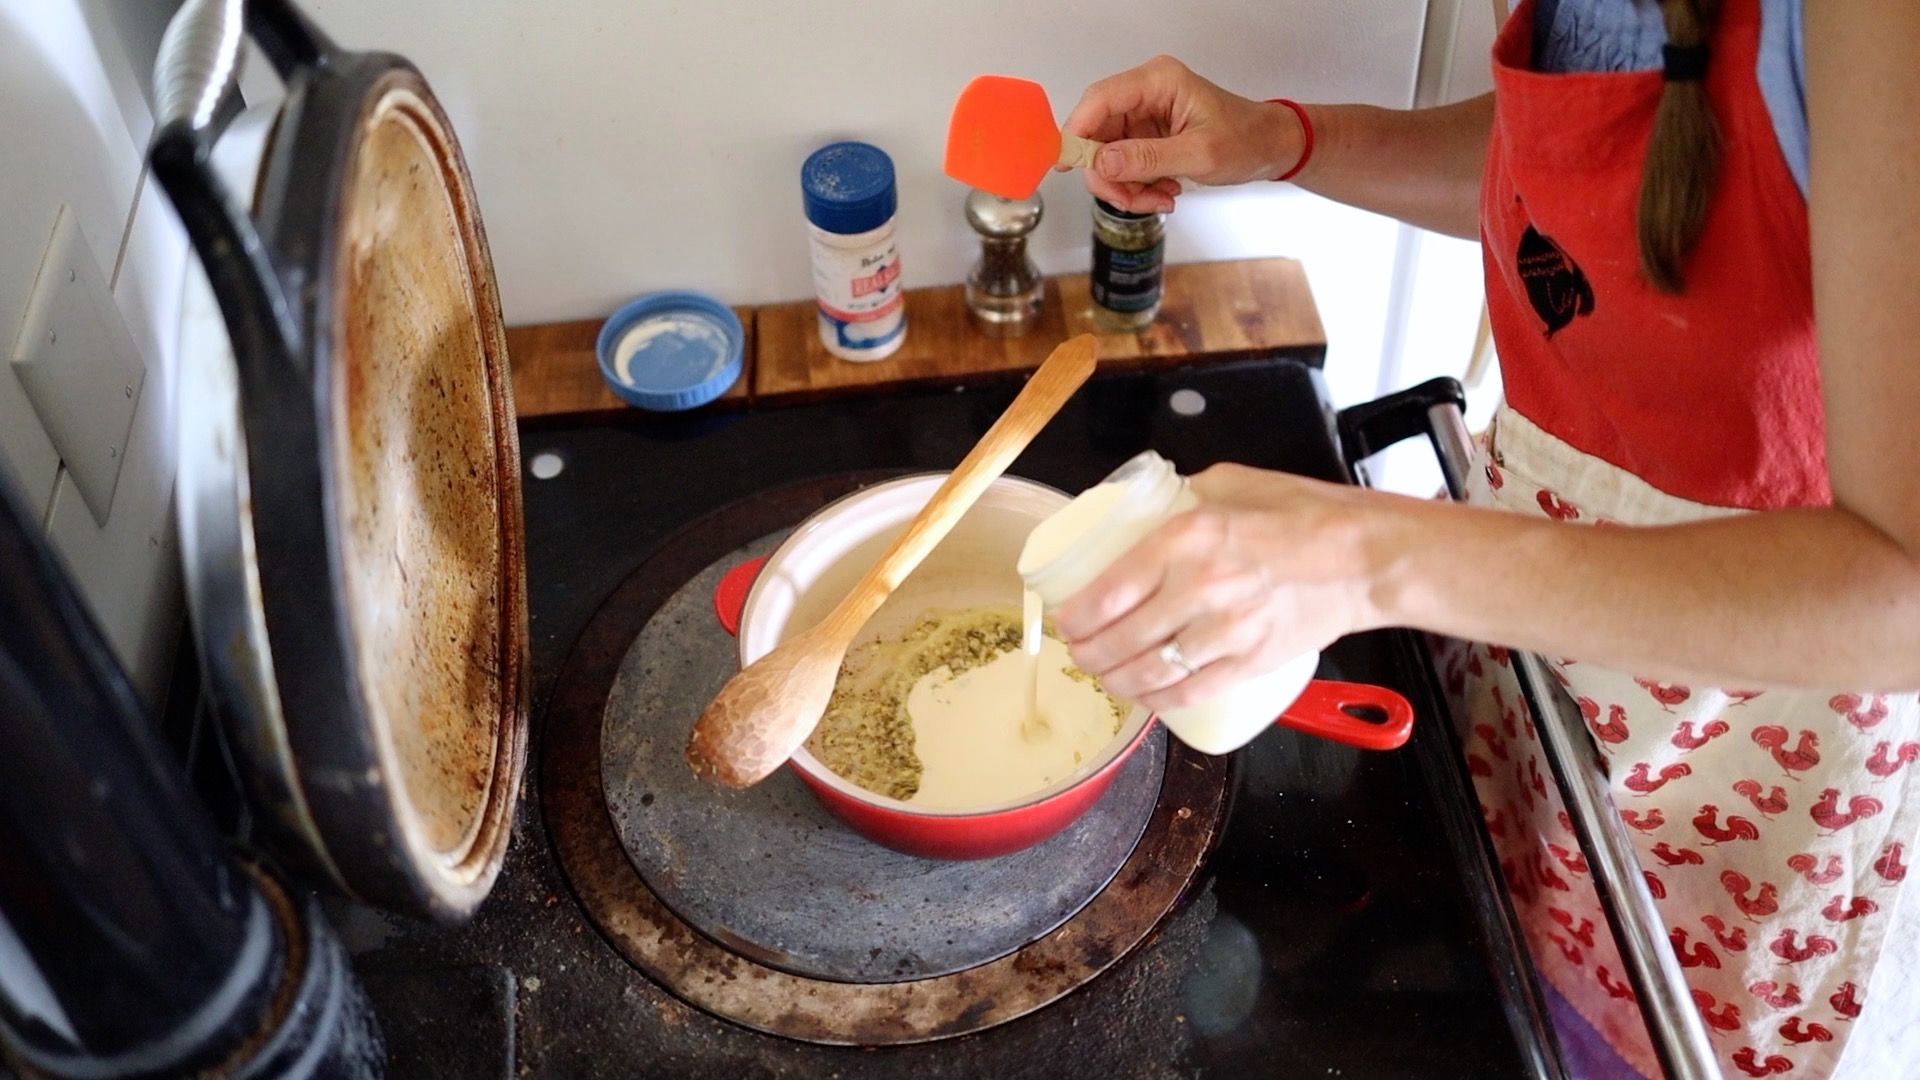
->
[908,630,1123,810]
[807,606,1125,807]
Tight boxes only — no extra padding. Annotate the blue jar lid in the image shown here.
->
[594,291,744,412]
[801,141,897,235]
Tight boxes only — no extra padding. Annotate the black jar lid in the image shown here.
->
[1094,197,1159,219]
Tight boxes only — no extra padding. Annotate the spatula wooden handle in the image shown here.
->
[816,334,1100,643]
[1057,133,1103,172]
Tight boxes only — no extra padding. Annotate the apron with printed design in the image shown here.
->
[1457,0,1920,1075]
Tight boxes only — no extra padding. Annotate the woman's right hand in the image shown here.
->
[1062,55,1308,214]
[1053,464,1387,714]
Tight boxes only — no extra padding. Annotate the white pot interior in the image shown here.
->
[738,474,1153,816]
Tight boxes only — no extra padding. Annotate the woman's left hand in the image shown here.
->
[1053,463,1386,713]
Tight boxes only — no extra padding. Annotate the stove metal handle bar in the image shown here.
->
[154,0,331,138]
[1339,378,1722,1080]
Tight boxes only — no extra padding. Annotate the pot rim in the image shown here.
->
[738,471,1155,819]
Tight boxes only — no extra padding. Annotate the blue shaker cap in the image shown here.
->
[594,291,745,412]
[801,141,898,235]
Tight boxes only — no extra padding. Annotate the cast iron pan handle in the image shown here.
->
[1341,379,1720,1080]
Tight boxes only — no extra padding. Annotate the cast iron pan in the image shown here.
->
[148,0,528,923]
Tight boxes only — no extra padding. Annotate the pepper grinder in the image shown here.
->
[964,189,1044,336]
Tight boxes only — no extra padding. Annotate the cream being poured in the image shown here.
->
[905,631,1123,810]
[1021,587,1049,741]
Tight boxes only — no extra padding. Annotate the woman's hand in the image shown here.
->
[1061,56,1307,214]
[1052,464,1383,713]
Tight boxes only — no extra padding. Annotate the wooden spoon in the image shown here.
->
[945,75,1102,200]
[686,334,1100,788]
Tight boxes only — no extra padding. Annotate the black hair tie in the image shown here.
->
[1662,43,1710,83]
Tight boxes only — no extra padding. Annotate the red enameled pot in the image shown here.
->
[718,473,1412,860]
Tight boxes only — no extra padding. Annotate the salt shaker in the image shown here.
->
[802,142,907,362]
[964,189,1044,336]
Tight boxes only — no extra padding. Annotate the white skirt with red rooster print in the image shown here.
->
[1445,405,1920,1079]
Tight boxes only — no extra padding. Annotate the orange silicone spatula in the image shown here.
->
[945,75,1101,200]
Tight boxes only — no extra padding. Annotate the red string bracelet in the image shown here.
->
[1267,98,1314,182]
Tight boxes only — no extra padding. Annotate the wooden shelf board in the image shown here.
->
[504,259,1323,422]
[755,258,1326,404]
[504,306,755,423]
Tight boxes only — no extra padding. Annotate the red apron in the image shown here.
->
[1482,0,1827,513]
[1461,1,1920,1077]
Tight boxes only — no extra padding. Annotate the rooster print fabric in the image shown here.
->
[1448,407,1920,1079]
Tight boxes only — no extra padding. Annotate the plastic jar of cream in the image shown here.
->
[1019,451,1195,606]
[1017,451,1321,755]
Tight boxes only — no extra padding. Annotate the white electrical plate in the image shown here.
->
[9,205,145,527]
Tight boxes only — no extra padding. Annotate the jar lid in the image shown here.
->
[595,291,745,412]
[1093,198,1157,220]
[802,141,898,235]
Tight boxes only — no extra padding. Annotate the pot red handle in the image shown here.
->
[1275,679,1415,751]
[712,557,767,637]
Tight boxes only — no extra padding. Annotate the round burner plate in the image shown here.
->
[600,530,1168,983]
[542,472,1230,1045]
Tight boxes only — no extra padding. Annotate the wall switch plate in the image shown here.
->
[9,205,146,527]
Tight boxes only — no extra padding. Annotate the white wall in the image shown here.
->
[305,0,1426,323]
[1364,0,1504,495]
[1,0,187,710]
[299,0,1497,417]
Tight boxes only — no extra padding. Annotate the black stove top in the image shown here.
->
[334,357,1556,1078]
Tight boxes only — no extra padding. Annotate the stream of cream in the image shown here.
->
[1022,588,1047,740]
